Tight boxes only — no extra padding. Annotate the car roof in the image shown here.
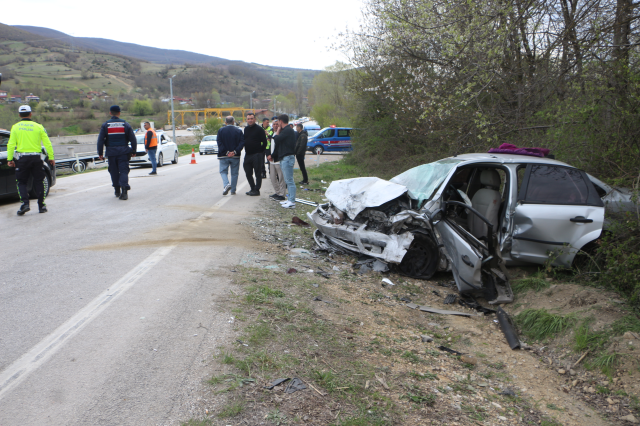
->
[453,153,574,168]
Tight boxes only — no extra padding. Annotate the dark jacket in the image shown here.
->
[295,130,308,156]
[272,125,297,162]
[216,125,245,158]
[243,123,268,156]
[97,116,137,157]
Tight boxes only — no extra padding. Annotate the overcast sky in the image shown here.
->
[5,0,364,70]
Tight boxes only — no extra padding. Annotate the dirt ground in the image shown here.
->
[181,176,640,426]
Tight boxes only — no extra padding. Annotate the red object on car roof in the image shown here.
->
[488,143,550,158]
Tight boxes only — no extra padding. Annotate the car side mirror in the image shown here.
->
[430,208,444,225]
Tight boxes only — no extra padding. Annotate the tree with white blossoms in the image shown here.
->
[340,0,640,179]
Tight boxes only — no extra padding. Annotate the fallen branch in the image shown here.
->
[307,382,325,397]
[573,350,591,367]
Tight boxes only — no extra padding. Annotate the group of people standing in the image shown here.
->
[216,113,308,209]
[5,104,309,216]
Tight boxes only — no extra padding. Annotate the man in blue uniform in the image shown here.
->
[97,105,137,200]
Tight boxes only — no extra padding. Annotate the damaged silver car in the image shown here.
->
[309,153,613,305]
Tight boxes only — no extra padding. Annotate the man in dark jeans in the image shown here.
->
[243,113,268,196]
[295,123,308,184]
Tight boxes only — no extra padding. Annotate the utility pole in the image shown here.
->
[169,75,176,144]
[250,91,255,110]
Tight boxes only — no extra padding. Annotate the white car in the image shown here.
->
[199,135,218,155]
[186,125,202,131]
[130,132,179,167]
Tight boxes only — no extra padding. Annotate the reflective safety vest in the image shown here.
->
[146,127,158,149]
[263,125,273,149]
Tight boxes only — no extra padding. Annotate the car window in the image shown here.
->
[161,134,166,141]
[308,130,320,137]
[319,129,334,138]
[337,129,350,137]
[524,165,589,205]
[0,134,8,152]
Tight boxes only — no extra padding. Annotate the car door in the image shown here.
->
[334,128,352,151]
[0,134,11,194]
[318,128,335,151]
[511,164,605,267]
[435,216,484,292]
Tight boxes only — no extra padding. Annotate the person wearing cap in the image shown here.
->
[97,105,137,200]
[7,105,55,216]
[143,121,158,175]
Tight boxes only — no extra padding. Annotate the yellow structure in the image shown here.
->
[167,108,257,126]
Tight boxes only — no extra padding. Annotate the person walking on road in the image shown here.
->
[216,116,245,195]
[243,113,268,196]
[267,120,286,201]
[272,114,297,209]
[143,121,158,175]
[261,118,273,179]
[295,123,309,185]
[6,105,55,216]
[97,105,137,200]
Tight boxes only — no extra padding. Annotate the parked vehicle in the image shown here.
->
[306,126,353,154]
[199,135,218,155]
[303,123,321,138]
[130,131,179,167]
[186,125,201,131]
[309,153,630,304]
[0,128,56,199]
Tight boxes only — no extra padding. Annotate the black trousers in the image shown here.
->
[244,152,264,191]
[108,154,131,190]
[15,155,46,205]
[296,154,308,183]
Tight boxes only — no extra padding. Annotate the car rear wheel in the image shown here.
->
[157,153,164,167]
[313,145,324,155]
[199,152,203,155]
[398,233,439,279]
[172,151,178,164]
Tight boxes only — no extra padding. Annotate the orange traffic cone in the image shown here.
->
[190,148,197,164]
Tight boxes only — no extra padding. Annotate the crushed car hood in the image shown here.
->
[325,177,408,220]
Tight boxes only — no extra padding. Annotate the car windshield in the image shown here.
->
[390,158,464,205]
[202,135,217,142]
[308,130,320,137]
[136,135,145,143]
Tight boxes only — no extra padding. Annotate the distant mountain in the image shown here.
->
[14,25,231,65]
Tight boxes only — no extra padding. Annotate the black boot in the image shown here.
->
[39,203,48,213]
[114,187,121,197]
[119,188,128,200]
[17,203,30,216]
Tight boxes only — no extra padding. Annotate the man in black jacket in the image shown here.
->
[97,105,137,200]
[216,116,245,195]
[243,113,268,196]
[272,114,297,208]
[295,124,309,184]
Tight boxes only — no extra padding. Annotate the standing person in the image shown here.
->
[261,118,273,178]
[143,121,158,175]
[98,105,137,200]
[267,120,286,201]
[295,123,309,185]
[216,116,245,195]
[272,114,297,209]
[243,113,268,196]
[6,105,55,216]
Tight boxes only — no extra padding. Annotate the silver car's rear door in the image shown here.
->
[435,215,484,293]
[512,164,605,267]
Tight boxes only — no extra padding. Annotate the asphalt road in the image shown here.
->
[0,153,263,425]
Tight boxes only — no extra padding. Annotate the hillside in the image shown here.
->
[0,22,320,134]
[13,25,231,66]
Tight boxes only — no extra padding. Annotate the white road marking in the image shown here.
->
[0,179,249,401]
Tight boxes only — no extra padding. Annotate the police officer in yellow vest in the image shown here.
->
[7,105,55,216]
[143,121,158,175]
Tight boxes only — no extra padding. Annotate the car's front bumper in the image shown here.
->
[200,146,218,154]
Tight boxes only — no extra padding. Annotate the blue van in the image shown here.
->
[306,126,353,154]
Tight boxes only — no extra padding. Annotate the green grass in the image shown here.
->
[512,275,551,293]
[181,419,212,426]
[178,143,199,156]
[244,284,285,304]
[574,322,609,352]
[611,314,640,335]
[402,392,437,405]
[217,401,245,418]
[515,309,575,341]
